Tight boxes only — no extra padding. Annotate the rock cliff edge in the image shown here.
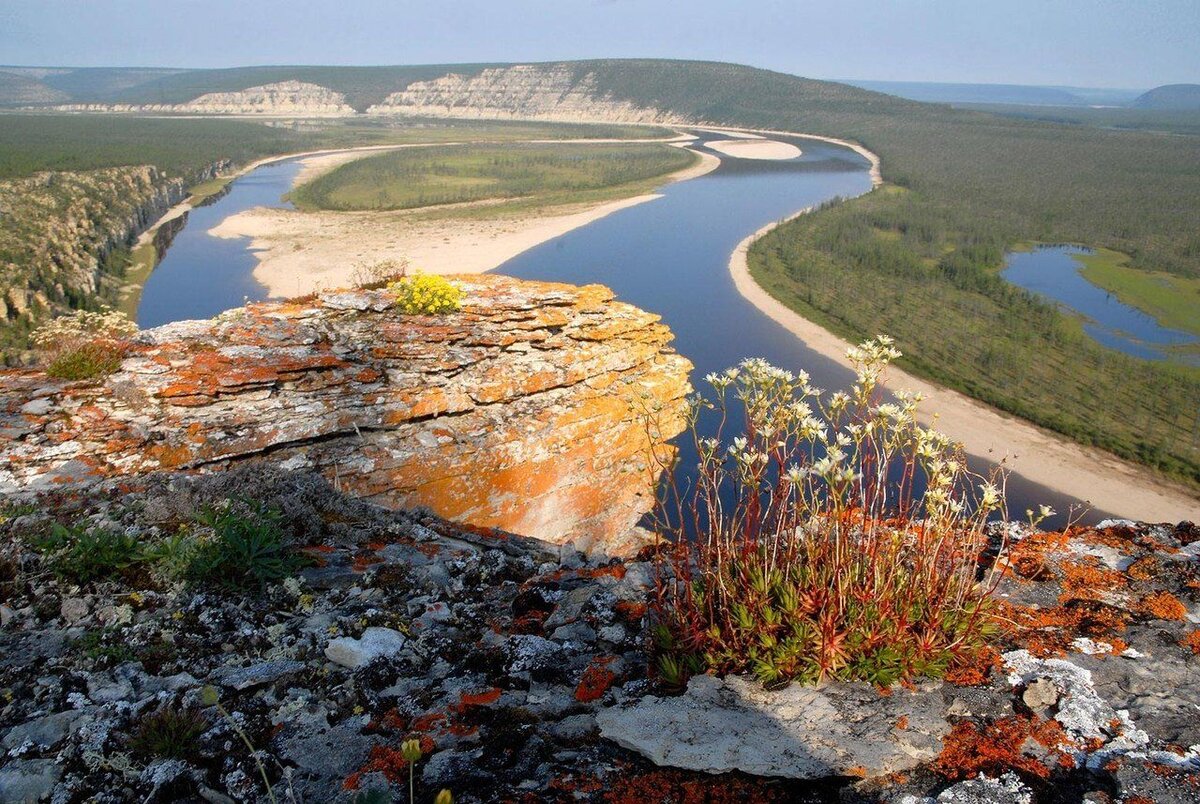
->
[0,274,692,554]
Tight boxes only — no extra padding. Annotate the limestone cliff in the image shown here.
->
[0,275,691,553]
[367,65,687,124]
[53,81,355,116]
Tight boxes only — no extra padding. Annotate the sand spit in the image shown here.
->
[706,139,802,160]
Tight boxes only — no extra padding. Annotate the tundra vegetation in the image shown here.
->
[651,338,1004,688]
[287,142,696,212]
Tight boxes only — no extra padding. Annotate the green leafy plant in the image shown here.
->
[186,501,308,591]
[129,705,209,759]
[33,522,144,584]
[388,274,463,315]
[650,337,1007,689]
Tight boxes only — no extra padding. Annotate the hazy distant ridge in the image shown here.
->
[1131,83,1200,110]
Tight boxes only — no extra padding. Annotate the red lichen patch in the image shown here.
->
[933,716,1070,781]
[895,716,910,731]
[455,687,502,709]
[1181,630,1200,655]
[1138,591,1188,621]
[944,646,1003,686]
[351,553,384,572]
[613,600,648,623]
[575,656,619,703]
[343,744,415,790]
[1059,560,1127,604]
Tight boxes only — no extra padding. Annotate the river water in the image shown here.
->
[136,134,1114,523]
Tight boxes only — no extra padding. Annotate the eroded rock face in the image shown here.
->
[0,275,691,553]
[367,65,686,124]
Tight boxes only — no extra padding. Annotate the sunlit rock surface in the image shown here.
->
[367,65,685,124]
[0,275,691,553]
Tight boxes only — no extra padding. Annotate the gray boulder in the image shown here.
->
[597,674,950,780]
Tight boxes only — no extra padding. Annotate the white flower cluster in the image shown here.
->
[30,308,137,351]
[690,336,1007,532]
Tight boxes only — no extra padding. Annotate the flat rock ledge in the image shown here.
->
[0,274,692,555]
[597,673,951,780]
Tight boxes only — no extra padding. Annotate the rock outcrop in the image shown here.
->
[52,81,355,116]
[0,275,691,552]
[367,65,686,124]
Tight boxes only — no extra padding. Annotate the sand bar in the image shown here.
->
[707,139,802,160]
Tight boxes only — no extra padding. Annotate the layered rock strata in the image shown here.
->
[0,275,692,552]
[367,65,686,124]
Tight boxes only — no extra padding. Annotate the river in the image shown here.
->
[136,133,1114,524]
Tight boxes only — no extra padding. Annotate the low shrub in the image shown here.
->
[650,337,1005,689]
[387,274,463,315]
[186,500,308,591]
[31,308,137,381]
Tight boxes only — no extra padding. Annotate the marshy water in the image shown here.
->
[136,134,1112,523]
[1001,245,1198,363]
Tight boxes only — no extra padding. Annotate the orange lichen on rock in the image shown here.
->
[1004,531,1071,580]
[993,599,1129,658]
[1138,591,1188,621]
[1183,630,1200,655]
[575,656,620,703]
[1059,560,1127,604]
[0,274,692,555]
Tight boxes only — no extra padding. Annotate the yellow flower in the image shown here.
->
[401,738,423,762]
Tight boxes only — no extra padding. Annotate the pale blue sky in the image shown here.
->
[1,0,1197,89]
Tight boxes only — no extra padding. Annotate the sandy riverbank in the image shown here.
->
[729,215,1200,523]
[209,144,719,297]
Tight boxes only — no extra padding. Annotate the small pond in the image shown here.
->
[1001,245,1198,363]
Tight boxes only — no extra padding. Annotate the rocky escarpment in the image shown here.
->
[367,65,687,124]
[52,81,355,116]
[0,275,691,553]
[0,161,229,362]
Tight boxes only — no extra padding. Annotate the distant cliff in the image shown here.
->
[0,275,692,553]
[53,80,356,116]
